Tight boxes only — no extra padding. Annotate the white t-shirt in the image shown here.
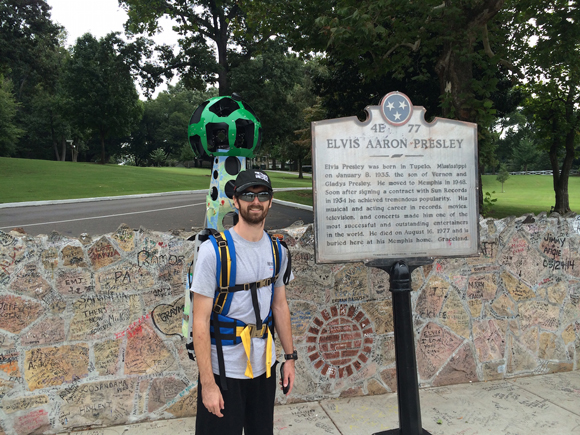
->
[190,228,292,379]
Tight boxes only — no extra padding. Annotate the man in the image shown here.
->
[191,169,296,435]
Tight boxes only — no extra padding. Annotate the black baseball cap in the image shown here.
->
[233,169,273,194]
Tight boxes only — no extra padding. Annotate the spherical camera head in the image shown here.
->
[188,95,262,158]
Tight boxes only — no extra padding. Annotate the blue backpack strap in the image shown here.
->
[210,314,245,346]
[279,239,292,285]
[266,235,282,328]
[269,235,283,293]
[221,230,237,315]
[273,236,281,277]
[209,230,234,315]
[223,230,236,287]
[269,233,291,285]
[208,233,222,286]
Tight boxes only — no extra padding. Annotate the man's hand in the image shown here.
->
[193,292,225,417]
[201,381,225,417]
[280,359,296,395]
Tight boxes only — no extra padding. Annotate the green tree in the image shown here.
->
[0,75,23,156]
[179,142,197,165]
[512,136,543,172]
[229,40,304,169]
[508,0,580,214]
[245,0,522,207]
[119,0,257,95]
[149,147,167,166]
[64,33,143,164]
[0,0,62,92]
[496,163,510,192]
[26,45,75,162]
[293,97,326,178]
[493,109,544,173]
[128,83,216,166]
[0,0,66,159]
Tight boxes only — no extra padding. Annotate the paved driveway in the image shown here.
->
[0,191,313,237]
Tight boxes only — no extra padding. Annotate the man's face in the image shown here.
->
[234,185,272,225]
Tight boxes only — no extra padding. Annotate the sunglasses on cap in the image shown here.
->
[238,191,272,202]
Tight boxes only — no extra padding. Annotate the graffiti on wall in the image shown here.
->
[0,213,578,434]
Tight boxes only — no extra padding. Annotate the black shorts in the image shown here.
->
[195,364,278,435]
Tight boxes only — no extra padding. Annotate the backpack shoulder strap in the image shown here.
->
[280,239,292,285]
[208,229,238,316]
[270,234,292,286]
[270,234,282,278]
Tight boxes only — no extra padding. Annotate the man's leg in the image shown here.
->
[196,375,245,435]
[243,364,277,435]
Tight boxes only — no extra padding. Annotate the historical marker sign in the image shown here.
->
[312,92,479,263]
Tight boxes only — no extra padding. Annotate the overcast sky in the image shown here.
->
[47,0,179,47]
[47,0,181,95]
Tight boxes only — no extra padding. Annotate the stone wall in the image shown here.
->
[0,214,579,434]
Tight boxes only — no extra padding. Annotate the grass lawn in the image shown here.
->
[274,175,580,219]
[1,157,577,219]
[275,189,314,206]
[0,157,312,203]
[482,174,580,218]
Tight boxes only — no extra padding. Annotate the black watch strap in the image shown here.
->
[284,350,298,360]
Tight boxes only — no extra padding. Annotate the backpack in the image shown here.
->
[182,228,291,390]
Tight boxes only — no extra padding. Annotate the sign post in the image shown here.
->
[366,258,432,435]
[312,92,479,434]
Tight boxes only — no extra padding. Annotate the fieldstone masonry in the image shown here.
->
[0,215,579,434]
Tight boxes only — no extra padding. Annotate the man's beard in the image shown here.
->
[239,202,269,225]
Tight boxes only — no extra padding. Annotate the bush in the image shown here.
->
[149,148,167,167]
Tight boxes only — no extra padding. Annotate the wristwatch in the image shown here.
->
[284,350,298,361]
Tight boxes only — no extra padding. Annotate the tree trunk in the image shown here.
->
[71,143,79,162]
[50,122,60,161]
[61,137,67,162]
[52,140,60,161]
[436,40,484,207]
[100,131,106,165]
[549,88,576,215]
[216,14,229,96]
[433,0,505,211]
[298,157,303,179]
[272,157,277,170]
[549,129,575,215]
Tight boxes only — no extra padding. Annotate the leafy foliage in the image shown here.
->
[63,33,143,164]
[0,0,68,159]
[482,191,497,217]
[506,0,580,213]
[229,40,305,166]
[0,75,23,156]
[129,83,216,166]
[246,0,521,208]
[293,97,326,178]
[494,109,544,172]
[120,0,249,95]
[496,164,510,192]
[149,147,167,166]
[0,0,62,87]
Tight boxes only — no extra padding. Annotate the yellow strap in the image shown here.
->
[237,325,273,379]
[221,232,232,289]
[240,326,254,378]
[266,327,272,378]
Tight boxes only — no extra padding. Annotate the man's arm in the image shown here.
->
[192,292,224,417]
[272,285,295,395]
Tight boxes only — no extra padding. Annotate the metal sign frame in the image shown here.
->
[312,92,480,264]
